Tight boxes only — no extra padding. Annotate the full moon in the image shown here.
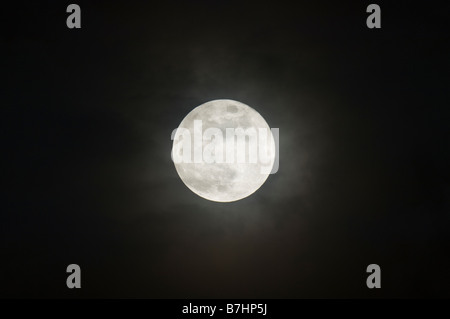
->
[171,99,276,202]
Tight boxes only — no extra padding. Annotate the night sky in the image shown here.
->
[2,1,449,298]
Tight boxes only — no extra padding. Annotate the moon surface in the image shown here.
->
[172,99,276,202]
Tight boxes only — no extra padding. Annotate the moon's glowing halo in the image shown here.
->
[171,99,276,202]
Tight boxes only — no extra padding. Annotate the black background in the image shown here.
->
[2,1,449,298]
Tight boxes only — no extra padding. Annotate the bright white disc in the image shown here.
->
[172,99,275,202]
